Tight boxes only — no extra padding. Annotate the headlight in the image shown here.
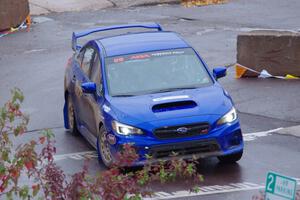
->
[111,121,143,135]
[217,107,237,125]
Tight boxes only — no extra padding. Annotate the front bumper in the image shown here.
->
[107,120,243,166]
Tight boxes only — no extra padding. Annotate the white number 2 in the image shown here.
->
[267,174,274,192]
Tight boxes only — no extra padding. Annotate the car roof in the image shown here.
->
[97,31,190,57]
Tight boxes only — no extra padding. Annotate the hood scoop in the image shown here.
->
[152,100,197,113]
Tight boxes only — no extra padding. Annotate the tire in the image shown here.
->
[97,126,113,168]
[67,95,79,135]
[218,151,243,163]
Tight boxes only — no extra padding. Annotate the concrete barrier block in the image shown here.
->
[0,0,29,31]
[237,30,300,77]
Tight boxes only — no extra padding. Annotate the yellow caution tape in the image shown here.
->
[235,64,248,78]
[285,74,299,79]
[0,17,29,38]
[234,63,299,80]
[235,63,260,78]
[10,27,18,32]
[26,15,31,30]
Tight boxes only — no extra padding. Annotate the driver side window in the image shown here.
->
[90,53,101,84]
[81,46,95,77]
[90,52,103,95]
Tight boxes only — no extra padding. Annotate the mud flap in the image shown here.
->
[63,101,69,129]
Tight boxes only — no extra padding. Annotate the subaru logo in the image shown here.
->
[176,127,188,134]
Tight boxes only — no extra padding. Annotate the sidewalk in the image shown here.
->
[29,0,113,15]
[29,0,181,15]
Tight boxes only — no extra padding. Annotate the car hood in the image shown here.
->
[107,84,233,126]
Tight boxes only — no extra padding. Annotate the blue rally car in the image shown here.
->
[64,23,243,167]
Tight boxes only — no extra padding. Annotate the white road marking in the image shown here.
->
[275,125,300,138]
[23,49,47,54]
[54,151,97,161]
[243,127,283,141]
[156,192,172,197]
[145,180,300,200]
[53,127,284,162]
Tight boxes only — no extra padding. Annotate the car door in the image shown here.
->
[70,46,85,120]
[81,50,105,139]
[73,44,95,128]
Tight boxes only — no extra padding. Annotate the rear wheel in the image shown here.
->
[218,151,243,163]
[97,126,113,168]
[67,95,79,135]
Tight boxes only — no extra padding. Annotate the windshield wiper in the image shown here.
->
[150,87,198,94]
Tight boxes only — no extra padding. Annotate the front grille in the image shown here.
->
[154,123,210,139]
[149,140,220,159]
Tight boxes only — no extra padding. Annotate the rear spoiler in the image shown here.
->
[72,23,163,51]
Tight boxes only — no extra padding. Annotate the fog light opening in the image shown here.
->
[229,131,242,146]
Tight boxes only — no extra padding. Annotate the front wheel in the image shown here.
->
[97,126,113,168]
[218,151,243,163]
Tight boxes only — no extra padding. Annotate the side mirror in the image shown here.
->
[81,82,96,94]
[213,67,227,80]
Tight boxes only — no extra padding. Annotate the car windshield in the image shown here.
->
[105,48,213,96]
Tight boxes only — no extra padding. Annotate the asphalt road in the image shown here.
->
[1,0,300,199]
